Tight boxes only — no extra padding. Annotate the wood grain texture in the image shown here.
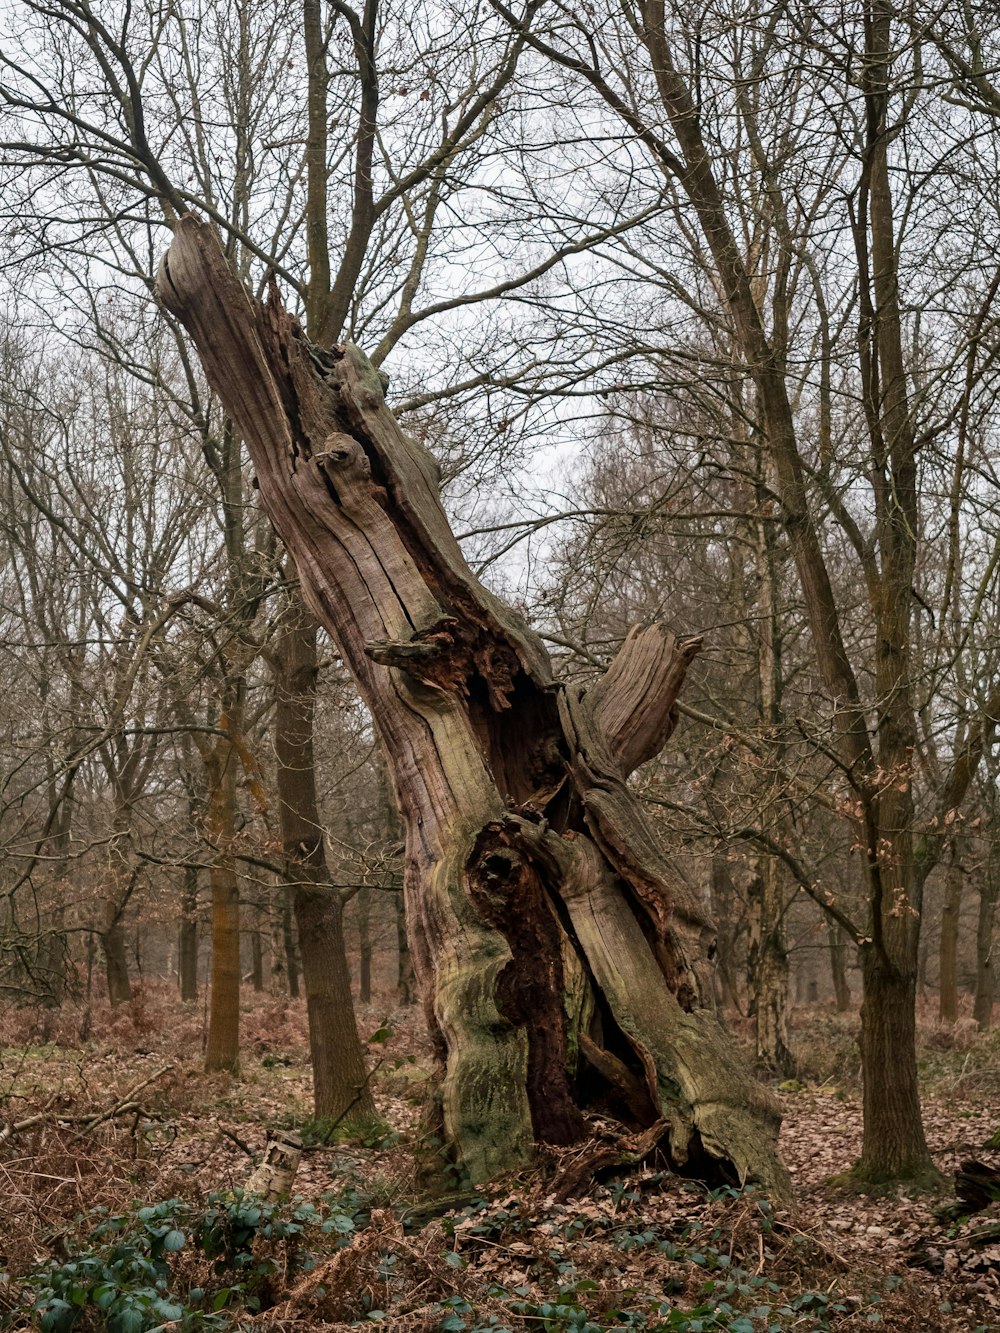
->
[156,216,786,1192]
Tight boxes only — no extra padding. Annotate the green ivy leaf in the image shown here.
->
[152,1299,184,1321]
[111,1308,145,1333]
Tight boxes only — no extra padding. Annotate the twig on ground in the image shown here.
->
[221,1127,257,1158]
[0,1064,174,1143]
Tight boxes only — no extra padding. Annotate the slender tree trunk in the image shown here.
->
[100,756,145,1007]
[40,693,74,1005]
[40,902,68,1006]
[268,894,287,995]
[939,848,963,1023]
[918,933,930,999]
[297,888,374,1122]
[274,597,375,1123]
[102,806,135,1006]
[709,854,741,1013]
[828,919,852,1013]
[608,0,933,1182]
[859,946,930,1180]
[250,924,265,992]
[358,885,372,1004]
[102,911,133,1006]
[179,864,199,1001]
[395,891,415,1005]
[204,733,242,1072]
[745,452,792,1077]
[157,221,787,1190]
[747,859,794,1077]
[974,870,997,1030]
[85,930,95,1001]
[283,888,300,999]
[853,0,934,1182]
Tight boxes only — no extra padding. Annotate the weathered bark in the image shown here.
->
[246,1129,303,1200]
[274,596,375,1123]
[179,864,199,1001]
[588,624,702,774]
[939,849,963,1024]
[828,919,852,1013]
[974,869,997,1030]
[157,217,787,1191]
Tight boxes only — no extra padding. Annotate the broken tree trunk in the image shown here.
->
[246,1130,303,1201]
[156,216,787,1192]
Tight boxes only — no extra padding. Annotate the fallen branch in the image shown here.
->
[551,1119,670,1202]
[220,1126,257,1158]
[0,1064,174,1144]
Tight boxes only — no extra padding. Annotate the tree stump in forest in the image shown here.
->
[156,216,788,1194]
[246,1130,304,1201]
[956,1159,1000,1213]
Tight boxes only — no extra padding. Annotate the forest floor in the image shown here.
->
[0,988,997,1332]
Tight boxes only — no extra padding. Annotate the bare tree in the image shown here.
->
[156,218,786,1188]
[487,0,1000,1182]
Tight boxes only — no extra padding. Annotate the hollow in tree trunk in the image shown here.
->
[157,219,788,1191]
